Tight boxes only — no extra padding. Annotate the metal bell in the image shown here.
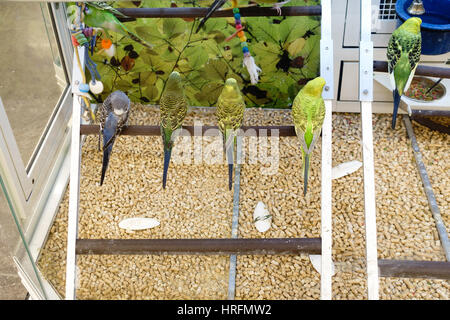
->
[407,0,425,16]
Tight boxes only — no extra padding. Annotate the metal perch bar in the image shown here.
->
[80,124,296,137]
[228,136,243,300]
[373,61,450,79]
[115,6,321,19]
[410,116,450,135]
[403,116,450,261]
[378,260,450,280]
[76,238,322,255]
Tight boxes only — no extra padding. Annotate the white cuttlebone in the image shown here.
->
[331,160,362,180]
[253,201,272,233]
[309,255,336,276]
[118,217,160,231]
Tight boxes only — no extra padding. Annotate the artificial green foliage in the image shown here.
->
[83,0,321,108]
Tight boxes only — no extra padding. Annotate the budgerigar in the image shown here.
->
[387,17,422,129]
[216,78,246,190]
[69,2,153,49]
[160,71,188,189]
[291,77,326,196]
[195,0,291,32]
[98,90,131,185]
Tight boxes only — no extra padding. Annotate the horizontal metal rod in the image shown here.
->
[76,238,322,255]
[373,61,450,79]
[116,6,321,19]
[80,124,296,137]
[378,259,450,280]
[411,116,450,135]
[411,109,450,117]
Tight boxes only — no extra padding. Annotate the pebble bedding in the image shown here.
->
[38,105,449,300]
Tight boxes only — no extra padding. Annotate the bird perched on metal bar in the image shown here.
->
[195,0,291,33]
[291,77,326,196]
[159,71,188,189]
[98,90,131,186]
[387,17,422,129]
[70,2,153,49]
[216,78,246,190]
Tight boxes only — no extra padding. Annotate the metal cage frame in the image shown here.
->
[63,1,450,301]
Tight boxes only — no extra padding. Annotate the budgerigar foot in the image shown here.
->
[273,1,291,16]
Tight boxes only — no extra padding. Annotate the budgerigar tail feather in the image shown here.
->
[224,130,234,190]
[228,162,233,191]
[226,139,234,191]
[100,142,114,186]
[303,153,310,196]
[392,90,401,129]
[100,113,118,186]
[162,148,172,189]
[195,0,227,33]
[126,29,153,49]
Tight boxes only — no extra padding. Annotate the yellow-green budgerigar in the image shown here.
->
[67,2,153,49]
[216,78,246,190]
[387,17,422,129]
[195,0,291,32]
[291,77,326,196]
[160,71,188,189]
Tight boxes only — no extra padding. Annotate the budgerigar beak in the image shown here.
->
[100,113,118,186]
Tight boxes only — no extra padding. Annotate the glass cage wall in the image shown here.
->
[0,2,72,299]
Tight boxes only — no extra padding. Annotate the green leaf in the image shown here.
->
[287,38,306,57]
[251,42,280,74]
[184,46,209,69]
[144,85,159,101]
[200,58,228,82]
[163,19,187,39]
[247,17,280,44]
[140,71,157,87]
[279,17,318,44]
[195,81,224,105]
[135,25,164,41]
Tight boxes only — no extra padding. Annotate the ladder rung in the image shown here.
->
[373,61,450,79]
[378,260,450,280]
[80,125,296,137]
[76,238,322,255]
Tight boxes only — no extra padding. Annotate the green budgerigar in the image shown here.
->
[216,78,246,190]
[291,77,326,196]
[160,71,188,189]
[195,0,291,32]
[68,2,153,49]
[387,17,422,129]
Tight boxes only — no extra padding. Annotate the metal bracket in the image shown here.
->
[359,41,374,101]
[320,39,334,99]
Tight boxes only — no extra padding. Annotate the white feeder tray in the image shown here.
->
[374,72,450,112]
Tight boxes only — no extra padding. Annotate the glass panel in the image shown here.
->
[0,176,48,299]
[0,2,67,168]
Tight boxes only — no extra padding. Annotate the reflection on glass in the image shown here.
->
[0,176,48,299]
[0,2,66,167]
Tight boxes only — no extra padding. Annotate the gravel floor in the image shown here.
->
[37,105,449,299]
